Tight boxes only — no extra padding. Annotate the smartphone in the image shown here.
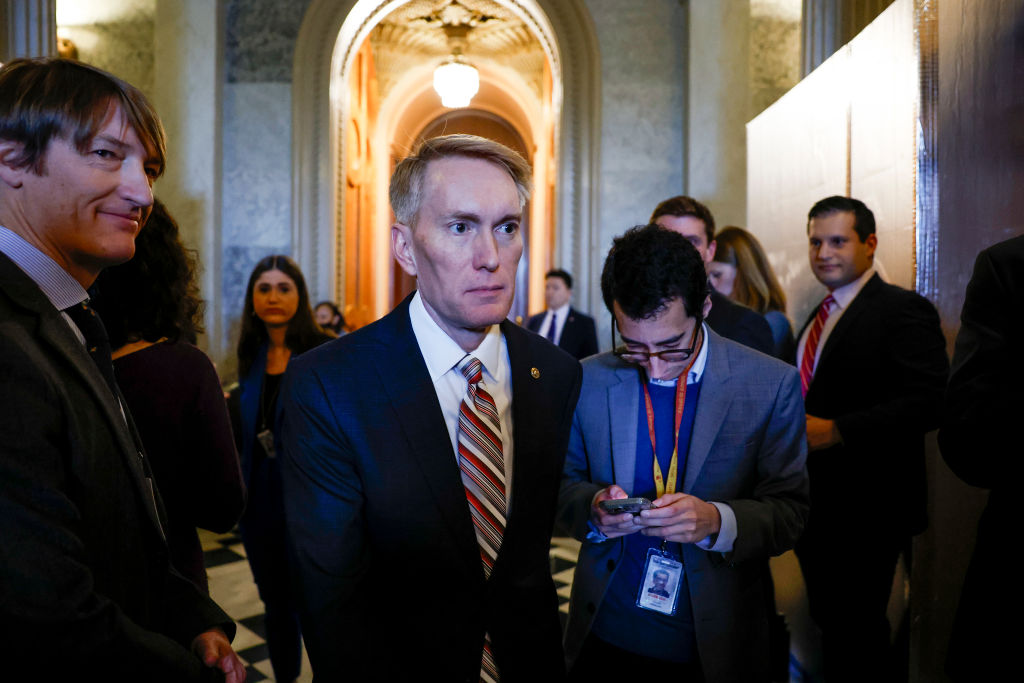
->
[599,497,653,515]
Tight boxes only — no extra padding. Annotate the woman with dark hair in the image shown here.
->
[709,226,796,361]
[314,299,347,336]
[90,199,245,595]
[231,254,330,683]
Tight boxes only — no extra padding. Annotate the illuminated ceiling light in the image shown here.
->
[433,57,479,108]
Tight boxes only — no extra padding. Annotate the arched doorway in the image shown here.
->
[291,0,600,326]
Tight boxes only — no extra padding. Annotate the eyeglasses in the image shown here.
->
[611,315,703,364]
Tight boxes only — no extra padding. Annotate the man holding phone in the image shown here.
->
[556,224,809,682]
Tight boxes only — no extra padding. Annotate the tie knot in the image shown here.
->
[458,354,483,386]
[822,294,836,312]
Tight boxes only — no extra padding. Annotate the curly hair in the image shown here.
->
[91,199,203,348]
[237,255,325,377]
[601,224,709,321]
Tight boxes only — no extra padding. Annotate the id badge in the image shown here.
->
[636,547,683,616]
[257,428,276,458]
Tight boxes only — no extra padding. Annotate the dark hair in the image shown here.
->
[649,195,716,243]
[545,269,573,290]
[713,226,787,315]
[0,57,165,176]
[389,134,532,226]
[601,224,709,321]
[237,255,324,377]
[314,300,346,335]
[90,199,203,348]
[807,195,876,242]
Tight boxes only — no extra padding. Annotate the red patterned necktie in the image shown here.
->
[456,355,506,683]
[800,294,836,397]
[457,354,507,575]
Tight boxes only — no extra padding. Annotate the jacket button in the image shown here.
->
[607,559,615,572]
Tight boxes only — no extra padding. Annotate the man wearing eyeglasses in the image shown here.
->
[556,224,809,682]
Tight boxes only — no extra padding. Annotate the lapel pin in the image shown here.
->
[530,367,541,379]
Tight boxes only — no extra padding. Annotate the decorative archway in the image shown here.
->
[291,0,600,318]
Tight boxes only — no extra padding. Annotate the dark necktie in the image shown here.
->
[545,312,557,343]
[63,301,119,398]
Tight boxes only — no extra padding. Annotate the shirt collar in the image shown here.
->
[648,322,710,387]
[0,225,88,310]
[409,291,503,382]
[549,302,570,318]
[829,265,875,310]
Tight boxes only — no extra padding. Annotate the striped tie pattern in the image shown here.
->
[800,294,836,397]
[457,354,507,576]
[457,355,506,682]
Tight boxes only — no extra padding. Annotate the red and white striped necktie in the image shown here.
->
[456,355,506,682]
[800,294,836,397]
[457,354,507,575]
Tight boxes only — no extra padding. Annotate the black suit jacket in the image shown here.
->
[706,290,774,356]
[526,307,599,360]
[939,236,1022,680]
[798,273,948,538]
[0,253,232,680]
[280,295,582,682]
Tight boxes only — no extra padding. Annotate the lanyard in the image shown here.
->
[641,348,699,498]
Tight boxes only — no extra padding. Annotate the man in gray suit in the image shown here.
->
[556,224,809,682]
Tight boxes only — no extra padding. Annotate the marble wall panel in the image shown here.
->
[225,0,312,82]
[63,20,155,95]
[221,82,293,248]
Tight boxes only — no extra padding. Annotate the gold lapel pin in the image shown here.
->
[530,367,541,379]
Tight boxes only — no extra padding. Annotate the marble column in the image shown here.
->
[1,0,56,60]
[687,0,750,227]
[152,0,224,361]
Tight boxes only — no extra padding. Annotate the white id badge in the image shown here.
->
[636,547,683,616]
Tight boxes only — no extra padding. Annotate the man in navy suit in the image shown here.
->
[557,224,808,682]
[650,196,774,356]
[0,58,242,681]
[526,269,598,360]
[795,196,948,682]
[280,135,582,681]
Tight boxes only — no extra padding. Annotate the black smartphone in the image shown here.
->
[598,497,653,515]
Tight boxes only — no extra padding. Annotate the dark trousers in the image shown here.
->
[796,530,902,683]
[242,460,302,682]
[568,632,705,682]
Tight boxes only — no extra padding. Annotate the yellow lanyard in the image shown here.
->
[642,351,699,498]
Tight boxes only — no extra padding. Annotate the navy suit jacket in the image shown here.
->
[279,295,582,682]
[527,307,599,360]
[0,253,232,680]
[706,290,774,356]
[556,332,809,682]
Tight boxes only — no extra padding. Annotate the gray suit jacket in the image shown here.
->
[555,330,809,683]
[0,253,232,680]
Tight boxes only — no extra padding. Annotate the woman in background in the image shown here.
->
[314,300,347,336]
[709,226,796,361]
[91,199,245,595]
[231,255,330,683]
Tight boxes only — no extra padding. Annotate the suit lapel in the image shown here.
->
[815,274,881,373]
[372,300,481,577]
[685,332,733,493]
[607,365,640,492]
[1,254,166,540]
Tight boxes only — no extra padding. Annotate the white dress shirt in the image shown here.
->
[539,302,571,345]
[797,266,877,374]
[408,292,515,501]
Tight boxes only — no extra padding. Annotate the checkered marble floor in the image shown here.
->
[200,529,581,682]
